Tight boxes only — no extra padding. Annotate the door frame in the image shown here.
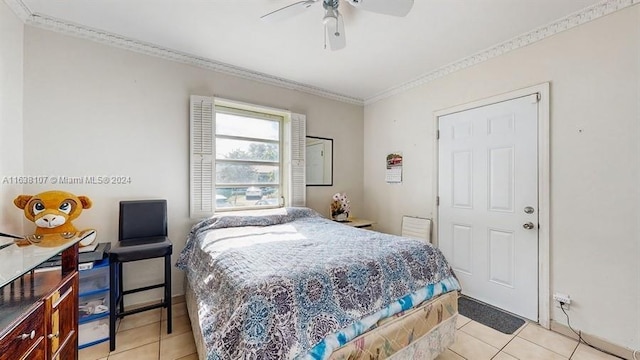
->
[432,83,550,328]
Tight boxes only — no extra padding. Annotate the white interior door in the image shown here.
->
[438,94,539,320]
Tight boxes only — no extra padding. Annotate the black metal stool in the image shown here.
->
[109,199,172,351]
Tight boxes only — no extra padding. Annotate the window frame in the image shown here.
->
[213,100,287,212]
[189,95,305,219]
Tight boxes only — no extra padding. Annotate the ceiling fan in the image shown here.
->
[261,0,414,51]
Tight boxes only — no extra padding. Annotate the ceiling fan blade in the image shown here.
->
[261,0,318,22]
[325,13,346,50]
[345,0,414,17]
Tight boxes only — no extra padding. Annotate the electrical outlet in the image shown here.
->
[553,293,571,310]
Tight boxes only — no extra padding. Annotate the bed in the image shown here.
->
[176,207,460,360]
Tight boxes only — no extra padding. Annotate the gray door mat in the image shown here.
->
[458,295,526,334]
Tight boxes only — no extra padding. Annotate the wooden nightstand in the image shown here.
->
[343,218,375,228]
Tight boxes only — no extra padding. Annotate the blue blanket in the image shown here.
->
[176,208,459,360]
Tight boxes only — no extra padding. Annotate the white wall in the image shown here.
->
[22,27,363,305]
[0,1,24,235]
[364,6,640,350]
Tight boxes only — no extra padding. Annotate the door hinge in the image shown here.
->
[532,92,541,103]
[436,130,440,140]
[436,196,440,206]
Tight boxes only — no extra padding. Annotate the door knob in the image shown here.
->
[523,222,535,230]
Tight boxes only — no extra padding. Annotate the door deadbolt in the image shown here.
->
[524,206,535,214]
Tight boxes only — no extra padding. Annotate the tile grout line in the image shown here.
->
[459,320,527,359]
[489,327,522,359]
[108,341,162,359]
[108,314,162,359]
[461,320,584,360]
[452,319,472,359]
[452,322,502,359]
[495,321,532,358]
[157,330,161,360]
[514,336,573,359]
[567,340,580,359]
[518,324,582,359]
[448,348,468,359]
[85,306,187,360]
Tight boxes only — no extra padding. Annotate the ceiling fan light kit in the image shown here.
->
[262,0,414,51]
[322,1,345,50]
[322,7,338,26]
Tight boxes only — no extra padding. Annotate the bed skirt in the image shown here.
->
[329,290,458,360]
[186,281,208,360]
[186,281,458,360]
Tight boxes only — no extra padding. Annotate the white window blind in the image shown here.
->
[190,95,215,218]
[290,113,306,207]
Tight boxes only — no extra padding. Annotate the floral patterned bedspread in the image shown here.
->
[176,208,459,360]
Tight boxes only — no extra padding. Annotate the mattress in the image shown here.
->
[177,207,460,359]
[185,282,458,360]
[329,290,458,359]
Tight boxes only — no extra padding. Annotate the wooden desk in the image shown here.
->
[0,236,81,360]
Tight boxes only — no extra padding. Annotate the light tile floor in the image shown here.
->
[437,315,620,360]
[79,302,619,360]
[79,299,196,360]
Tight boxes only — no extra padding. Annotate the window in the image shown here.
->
[215,106,282,210]
[190,96,306,218]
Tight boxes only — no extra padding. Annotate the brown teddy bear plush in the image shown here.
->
[13,190,96,247]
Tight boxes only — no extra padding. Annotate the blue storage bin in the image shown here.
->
[79,259,109,294]
[79,290,109,323]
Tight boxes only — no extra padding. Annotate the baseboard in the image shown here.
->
[550,320,635,360]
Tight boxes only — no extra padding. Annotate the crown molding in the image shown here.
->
[3,0,364,106]
[3,0,30,21]
[364,0,640,105]
[5,0,638,107]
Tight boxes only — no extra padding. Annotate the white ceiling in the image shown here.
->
[19,0,602,102]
